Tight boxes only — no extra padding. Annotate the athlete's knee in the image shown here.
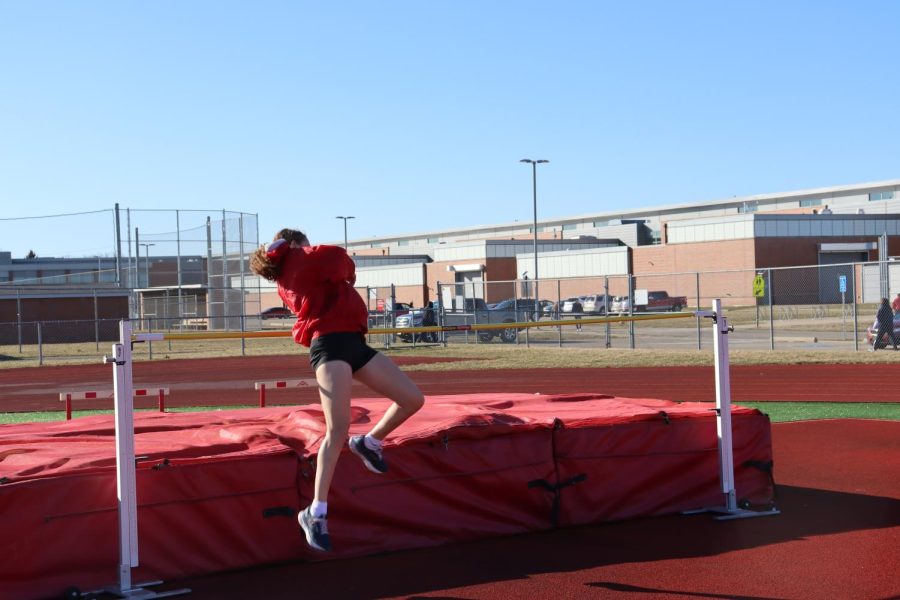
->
[404,390,425,414]
[325,419,350,443]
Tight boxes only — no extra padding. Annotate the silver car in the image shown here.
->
[610,295,631,313]
[582,294,610,315]
[559,296,586,314]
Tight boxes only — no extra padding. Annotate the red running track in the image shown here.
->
[2,357,900,412]
[160,419,900,600]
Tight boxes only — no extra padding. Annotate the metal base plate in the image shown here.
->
[101,581,191,599]
[683,506,781,520]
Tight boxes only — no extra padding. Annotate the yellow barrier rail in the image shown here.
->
[132,311,696,341]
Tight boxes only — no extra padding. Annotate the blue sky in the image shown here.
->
[1,1,899,258]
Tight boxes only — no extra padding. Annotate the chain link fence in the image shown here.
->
[3,260,898,365]
[127,209,260,333]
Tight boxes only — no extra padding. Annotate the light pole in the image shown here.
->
[138,243,155,288]
[336,216,355,249]
[520,159,548,302]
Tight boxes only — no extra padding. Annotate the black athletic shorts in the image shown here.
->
[309,332,378,373]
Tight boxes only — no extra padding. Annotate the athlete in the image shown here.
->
[250,228,425,552]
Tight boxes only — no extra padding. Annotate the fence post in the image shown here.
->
[17,289,22,353]
[259,383,266,408]
[768,268,775,350]
[558,279,563,348]
[388,284,396,349]
[598,277,606,348]
[240,314,246,357]
[66,393,72,421]
[239,213,246,357]
[158,389,166,413]
[696,272,701,350]
[628,274,635,349]
[522,295,529,348]
[37,322,43,366]
[437,282,447,347]
[852,264,859,351]
[366,286,372,344]
[472,295,479,345]
[95,290,100,351]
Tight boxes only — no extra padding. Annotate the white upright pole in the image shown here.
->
[100,323,190,598]
[111,320,139,591]
[711,298,737,511]
[684,300,780,521]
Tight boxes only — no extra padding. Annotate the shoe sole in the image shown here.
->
[349,439,387,474]
[298,511,329,552]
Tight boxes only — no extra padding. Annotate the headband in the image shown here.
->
[265,238,290,263]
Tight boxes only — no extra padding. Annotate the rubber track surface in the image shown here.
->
[2,358,899,412]
[171,419,900,600]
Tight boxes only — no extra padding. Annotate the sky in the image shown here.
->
[1,1,899,259]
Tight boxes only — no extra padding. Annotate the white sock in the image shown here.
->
[310,500,327,518]
[364,434,383,451]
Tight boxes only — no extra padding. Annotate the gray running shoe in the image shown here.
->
[349,435,388,474]
[298,506,331,552]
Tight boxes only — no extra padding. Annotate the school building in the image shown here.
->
[328,179,900,307]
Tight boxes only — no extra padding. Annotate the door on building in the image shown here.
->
[453,271,484,309]
[818,251,866,304]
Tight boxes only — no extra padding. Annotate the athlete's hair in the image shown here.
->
[250,228,309,282]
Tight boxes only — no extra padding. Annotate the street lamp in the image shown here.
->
[336,216,355,249]
[138,243,155,288]
[520,159,549,300]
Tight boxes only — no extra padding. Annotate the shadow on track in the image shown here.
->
[173,484,900,600]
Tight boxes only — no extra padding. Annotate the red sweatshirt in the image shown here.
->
[273,244,368,347]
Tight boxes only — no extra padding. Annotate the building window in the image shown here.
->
[397,240,409,246]
[562,223,578,231]
[738,203,758,214]
[40,270,66,284]
[593,220,608,227]
[69,272,94,284]
[869,191,894,201]
[799,199,822,207]
[427,237,439,243]
[15,270,38,282]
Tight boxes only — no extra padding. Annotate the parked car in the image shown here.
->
[260,306,293,319]
[434,298,489,314]
[866,314,900,349]
[395,309,439,343]
[582,294,611,315]
[610,295,631,313]
[490,298,541,318]
[474,298,542,343]
[368,302,413,328]
[645,290,687,312]
[559,296,586,314]
[539,300,555,317]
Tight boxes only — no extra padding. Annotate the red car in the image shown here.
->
[260,306,293,319]
[866,314,900,348]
